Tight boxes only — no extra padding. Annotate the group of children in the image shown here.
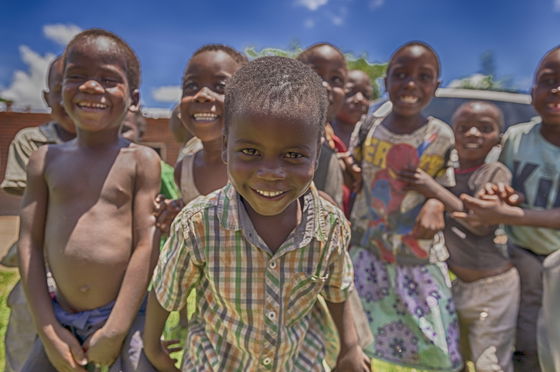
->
[1,27,560,372]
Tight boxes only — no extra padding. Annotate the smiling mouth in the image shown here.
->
[192,112,219,122]
[77,101,108,110]
[253,188,286,198]
[400,95,419,104]
[547,102,560,111]
[464,143,481,149]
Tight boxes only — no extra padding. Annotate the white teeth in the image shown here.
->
[255,189,284,198]
[78,102,107,109]
[401,96,418,103]
[548,103,560,109]
[465,143,480,149]
[193,113,218,121]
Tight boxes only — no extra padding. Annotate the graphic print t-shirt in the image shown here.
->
[499,120,560,255]
[351,115,455,264]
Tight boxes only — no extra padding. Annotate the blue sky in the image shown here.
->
[1,0,559,115]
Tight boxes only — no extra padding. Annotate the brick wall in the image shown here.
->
[0,111,181,215]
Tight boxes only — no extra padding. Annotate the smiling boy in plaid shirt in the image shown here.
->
[143,56,369,372]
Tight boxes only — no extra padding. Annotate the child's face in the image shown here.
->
[180,50,239,142]
[43,59,75,134]
[62,37,139,133]
[224,111,320,217]
[336,70,372,125]
[385,45,439,117]
[452,103,501,165]
[532,49,560,126]
[303,46,347,122]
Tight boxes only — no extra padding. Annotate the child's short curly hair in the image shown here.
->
[64,28,141,92]
[182,44,248,84]
[224,56,328,136]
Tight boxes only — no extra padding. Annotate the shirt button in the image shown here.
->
[267,311,276,321]
[269,261,277,269]
[263,357,272,366]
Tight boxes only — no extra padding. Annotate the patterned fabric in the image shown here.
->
[352,247,462,371]
[153,183,353,371]
[351,115,455,265]
[350,113,461,370]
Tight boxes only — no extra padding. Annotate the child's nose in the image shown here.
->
[256,161,286,180]
[466,126,481,136]
[79,79,104,93]
[194,87,215,102]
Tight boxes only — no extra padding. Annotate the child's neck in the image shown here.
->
[200,137,224,164]
[457,158,485,172]
[244,198,302,254]
[53,123,76,142]
[540,122,560,147]
[76,127,121,149]
[384,112,427,135]
[332,120,355,148]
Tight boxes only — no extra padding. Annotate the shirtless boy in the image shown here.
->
[18,29,160,371]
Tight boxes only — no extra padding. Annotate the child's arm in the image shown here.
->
[454,194,560,229]
[399,167,464,212]
[326,300,371,371]
[143,290,180,372]
[84,148,161,366]
[18,147,88,371]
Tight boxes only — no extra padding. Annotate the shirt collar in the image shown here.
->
[217,182,330,246]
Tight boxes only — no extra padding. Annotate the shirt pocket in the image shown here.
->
[285,270,329,327]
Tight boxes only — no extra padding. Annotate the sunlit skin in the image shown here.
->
[532,48,560,146]
[42,57,76,141]
[334,69,373,147]
[18,35,160,369]
[224,111,319,251]
[383,45,440,134]
[301,45,347,123]
[155,50,242,234]
[452,101,501,169]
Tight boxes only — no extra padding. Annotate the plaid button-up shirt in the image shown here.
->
[153,183,353,371]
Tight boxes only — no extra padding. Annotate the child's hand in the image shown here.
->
[477,182,524,206]
[83,327,125,367]
[145,339,181,372]
[412,198,445,239]
[453,193,521,226]
[334,344,371,372]
[398,167,438,198]
[41,324,88,372]
[155,198,184,234]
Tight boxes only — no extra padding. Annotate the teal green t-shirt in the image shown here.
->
[160,161,180,200]
[499,120,560,254]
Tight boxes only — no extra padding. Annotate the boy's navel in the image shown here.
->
[79,284,90,293]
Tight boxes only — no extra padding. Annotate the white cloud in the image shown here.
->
[555,0,560,11]
[369,0,385,9]
[152,86,181,103]
[328,6,347,26]
[43,24,82,46]
[0,46,55,109]
[296,0,328,11]
[304,18,316,28]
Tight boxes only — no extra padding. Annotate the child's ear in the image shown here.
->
[434,79,441,94]
[129,89,140,112]
[42,90,51,109]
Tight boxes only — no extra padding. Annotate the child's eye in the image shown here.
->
[183,82,198,94]
[285,152,304,159]
[393,71,406,79]
[420,73,434,82]
[480,124,495,133]
[241,148,258,156]
[215,81,227,94]
[331,76,344,87]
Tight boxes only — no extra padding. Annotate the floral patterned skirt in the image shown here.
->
[351,246,462,371]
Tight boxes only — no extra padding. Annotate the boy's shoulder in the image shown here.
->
[10,122,58,148]
[503,118,541,141]
[173,185,229,230]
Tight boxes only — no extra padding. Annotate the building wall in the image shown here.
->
[0,111,181,215]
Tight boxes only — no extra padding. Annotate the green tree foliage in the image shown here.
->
[245,45,387,99]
